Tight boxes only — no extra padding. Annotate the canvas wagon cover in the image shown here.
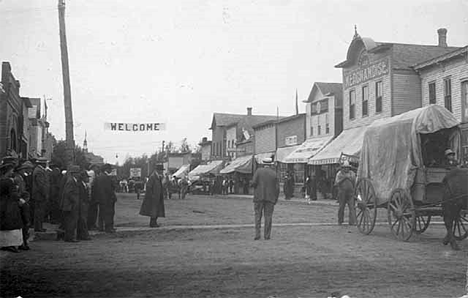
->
[358,105,459,204]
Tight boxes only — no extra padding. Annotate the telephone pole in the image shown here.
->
[58,0,75,166]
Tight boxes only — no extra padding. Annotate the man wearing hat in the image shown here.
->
[32,158,50,232]
[14,161,34,250]
[443,149,459,168]
[251,157,279,240]
[60,165,81,242]
[92,163,117,233]
[139,164,165,227]
[87,164,101,230]
[334,160,356,226]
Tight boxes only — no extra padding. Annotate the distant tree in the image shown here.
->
[51,140,89,170]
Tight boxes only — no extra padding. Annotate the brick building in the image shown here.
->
[413,45,468,161]
[0,62,32,159]
[252,120,276,163]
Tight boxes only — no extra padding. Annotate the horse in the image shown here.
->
[441,168,468,250]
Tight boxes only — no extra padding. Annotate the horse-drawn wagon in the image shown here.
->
[354,105,468,248]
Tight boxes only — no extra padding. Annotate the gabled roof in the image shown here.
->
[304,82,343,103]
[335,35,461,70]
[412,45,468,70]
[210,113,245,130]
[389,43,461,70]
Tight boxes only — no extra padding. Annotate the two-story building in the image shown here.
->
[413,44,468,162]
[310,28,461,169]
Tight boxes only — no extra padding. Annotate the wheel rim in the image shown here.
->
[453,210,468,241]
[355,178,377,235]
[388,189,414,241]
[414,215,431,234]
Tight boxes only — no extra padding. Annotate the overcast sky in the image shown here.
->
[1,0,467,164]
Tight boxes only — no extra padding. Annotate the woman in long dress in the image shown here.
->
[0,163,24,253]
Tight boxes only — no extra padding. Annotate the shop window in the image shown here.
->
[349,90,356,119]
[325,114,330,134]
[429,82,436,104]
[444,78,452,112]
[376,81,382,113]
[362,85,368,116]
[293,163,305,184]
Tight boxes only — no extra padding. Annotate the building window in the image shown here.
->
[325,114,330,134]
[349,90,356,119]
[376,81,382,113]
[318,125,321,135]
[444,78,452,112]
[429,82,436,104]
[362,85,368,116]
[310,126,314,136]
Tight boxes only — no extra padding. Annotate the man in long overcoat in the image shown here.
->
[60,165,81,242]
[92,164,117,233]
[139,164,165,227]
[334,161,356,226]
[32,158,49,232]
[252,158,279,240]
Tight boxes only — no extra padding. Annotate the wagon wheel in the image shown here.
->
[387,188,415,241]
[354,178,377,235]
[453,209,468,241]
[414,215,431,234]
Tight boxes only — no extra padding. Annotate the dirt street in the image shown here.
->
[1,194,467,298]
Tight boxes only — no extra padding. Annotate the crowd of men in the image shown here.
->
[0,154,118,253]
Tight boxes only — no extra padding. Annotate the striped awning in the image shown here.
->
[283,136,333,163]
[220,155,253,174]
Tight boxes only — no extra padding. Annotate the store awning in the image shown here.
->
[172,164,190,178]
[308,126,367,165]
[275,145,300,163]
[220,155,253,174]
[188,160,224,180]
[254,152,275,164]
[283,136,333,163]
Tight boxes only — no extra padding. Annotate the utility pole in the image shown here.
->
[58,0,75,167]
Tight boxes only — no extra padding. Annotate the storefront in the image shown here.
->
[219,155,253,194]
[172,164,190,178]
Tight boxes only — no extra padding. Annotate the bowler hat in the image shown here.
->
[342,160,351,168]
[101,163,113,172]
[262,157,273,164]
[445,149,455,156]
[36,157,48,164]
[68,165,81,173]
[16,161,34,171]
[155,164,164,171]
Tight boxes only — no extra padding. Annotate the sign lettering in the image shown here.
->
[344,58,389,89]
[104,122,166,131]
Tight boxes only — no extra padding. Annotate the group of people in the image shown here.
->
[161,174,189,200]
[0,154,119,253]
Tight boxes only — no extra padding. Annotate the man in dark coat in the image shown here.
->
[32,158,49,232]
[139,164,165,227]
[252,158,279,240]
[60,165,81,242]
[14,161,34,250]
[87,164,100,230]
[48,163,62,224]
[92,164,117,233]
[77,171,91,240]
[306,174,317,201]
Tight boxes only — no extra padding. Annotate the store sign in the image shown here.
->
[226,148,245,153]
[344,58,389,89]
[311,98,329,115]
[104,122,166,132]
[285,135,297,146]
[130,168,141,178]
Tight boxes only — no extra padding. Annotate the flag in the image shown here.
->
[295,89,299,115]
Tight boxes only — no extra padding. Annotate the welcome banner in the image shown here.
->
[104,122,166,132]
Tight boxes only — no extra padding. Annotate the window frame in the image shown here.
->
[429,81,436,104]
[362,85,369,116]
[349,89,356,119]
[375,81,383,113]
[444,77,452,111]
